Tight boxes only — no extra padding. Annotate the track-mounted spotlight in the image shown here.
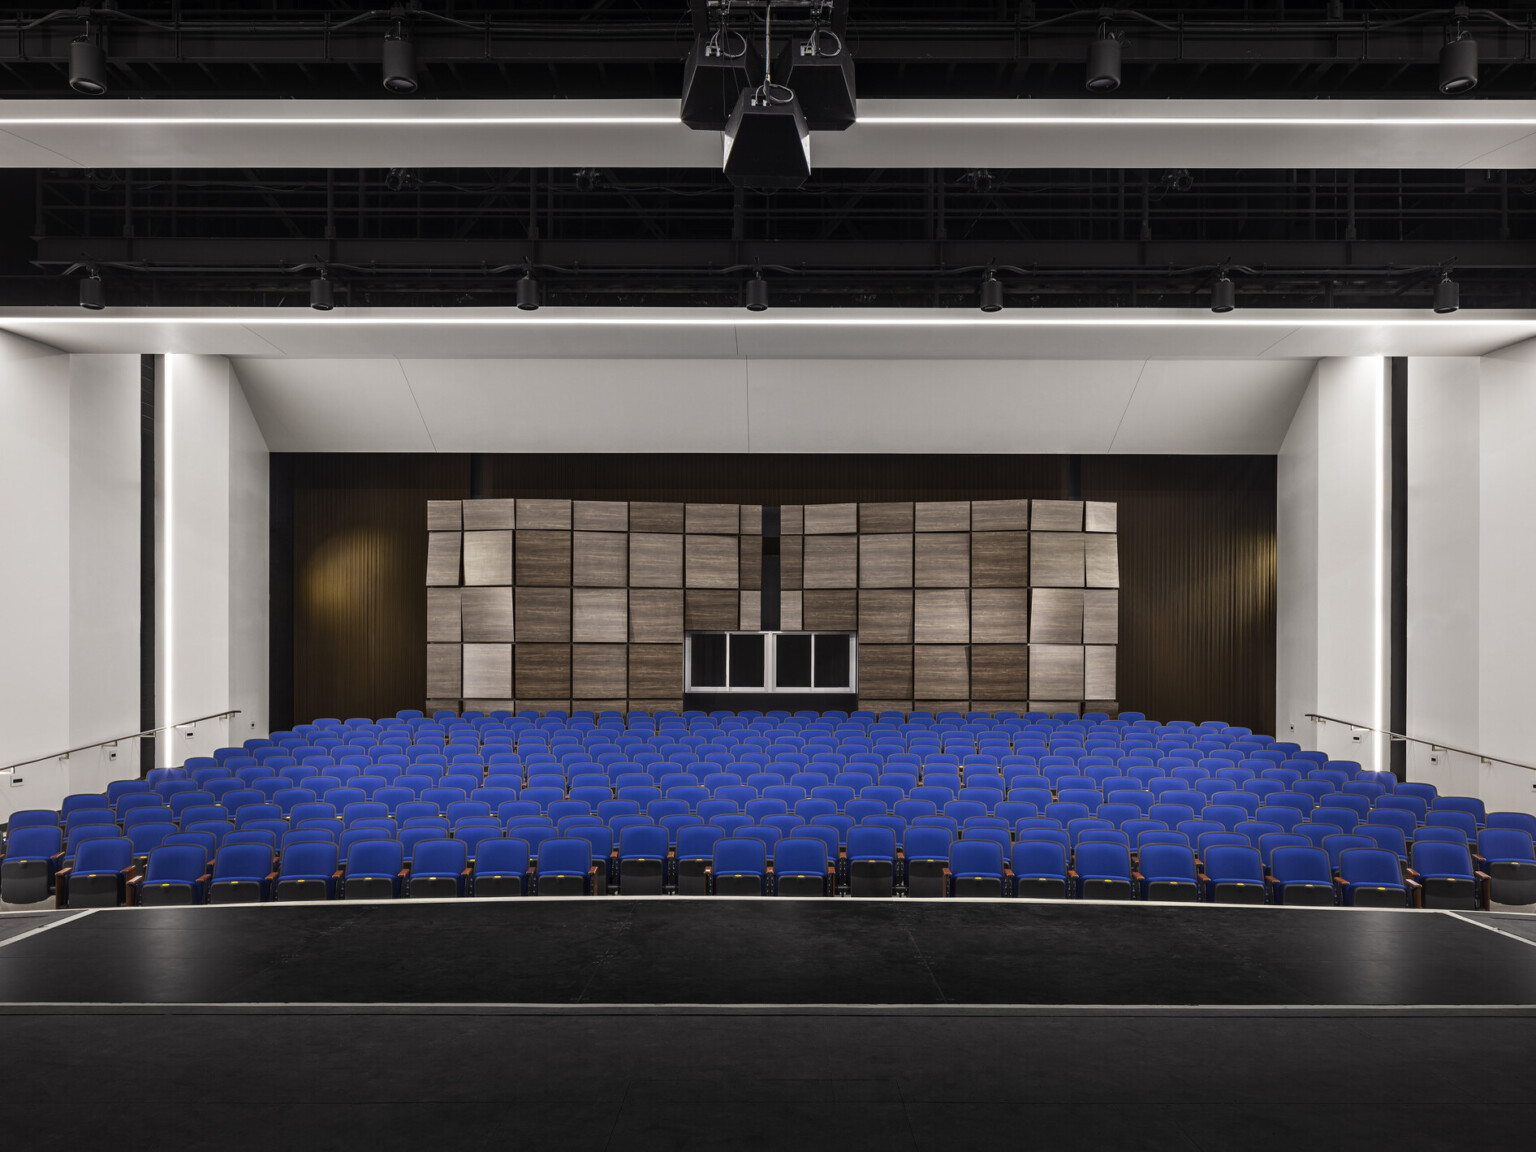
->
[1433,272,1460,314]
[979,273,1004,313]
[1211,274,1236,314]
[745,273,769,312]
[1085,26,1121,93]
[1439,34,1478,94]
[382,31,418,94]
[79,269,104,310]
[309,272,334,311]
[69,36,108,95]
[516,271,541,311]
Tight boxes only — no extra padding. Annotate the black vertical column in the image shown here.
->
[138,355,157,776]
[1389,357,1408,780]
[761,506,781,632]
[269,455,295,734]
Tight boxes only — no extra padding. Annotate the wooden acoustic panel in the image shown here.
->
[685,503,739,534]
[1032,500,1084,531]
[803,535,857,588]
[861,699,914,714]
[629,502,684,532]
[970,645,1028,700]
[972,532,1029,587]
[804,503,858,534]
[1085,645,1117,700]
[461,586,514,642]
[1083,589,1119,644]
[780,591,803,630]
[971,587,1030,644]
[573,532,627,587]
[425,532,461,586]
[572,500,627,532]
[970,499,1031,531]
[425,699,462,715]
[858,590,914,643]
[685,589,739,631]
[914,589,969,643]
[426,643,462,697]
[802,589,858,630]
[463,643,512,698]
[915,501,969,532]
[740,505,763,536]
[629,589,683,643]
[463,530,513,586]
[573,699,627,715]
[426,588,461,642]
[1084,501,1117,533]
[629,644,683,697]
[630,533,683,587]
[859,534,913,588]
[914,645,969,698]
[739,535,763,591]
[859,645,914,698]
[572,588,627,643]
[518,698,572,714]
[462,499,515,531]
[515,643,571,697]
[739,591,762,631]
[426,500,462,531]
[514,587,571,643]
[780,535,803,590]
[572,644,628,698]
[685,535,740,588]
[1030,533,1085,587]
[515,498,572,530]
[463,698,515,713]
[780,505,804,535]
[914,533,970,588]
[515,531,571,586]
[860,502,914,533]
[1029,644,1084,699]
[1085,535,1121,588]
[1029,588,1083,644]
[914,700,971,716]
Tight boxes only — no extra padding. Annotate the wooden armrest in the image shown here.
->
[1131,872,1144,882]
[1335,877,1349,886]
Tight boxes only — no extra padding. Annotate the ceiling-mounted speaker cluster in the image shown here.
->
[723,90,812,191]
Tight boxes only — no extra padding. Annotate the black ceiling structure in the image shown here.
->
[0,3,1534,310]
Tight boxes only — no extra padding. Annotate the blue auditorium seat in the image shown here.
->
[343,839,404,900]
[61,837,133,908]
[1478,829,1536,906]
[408,838,470,898]
[472,838,531,897]
[274,842,340,901]
[1136,843,1199,902]
[536,838,597,896]
[712,838,768,896]
[1269,846,1336,905]
[137,844,209,906]
[950,839,1005,898]
[1202,844,1267,904]
[1337,848,1411,907]
[1073,842,1134,900]
[774,837,832,897]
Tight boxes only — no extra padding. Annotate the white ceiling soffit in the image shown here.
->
[231,357,1315,456]
[4,308,1536,360]
[0,99,1534,170]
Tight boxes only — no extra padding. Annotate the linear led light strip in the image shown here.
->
[6,314,1534,327]
[0,115,1534,127]
[162,355,174,766]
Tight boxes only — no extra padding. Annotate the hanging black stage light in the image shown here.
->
[382,32,418,94]
[1211,275,1236,314]
[1085,28,1121,93]
[723,88,811,190]
[979,274,1004,313]
[745,274,769,312]
[69,36,108,95]
[1439,35,1478,95]
[1433,273,1460,314]
[517,271,541,311]
[309,273,335,311]
[79,271,105,310]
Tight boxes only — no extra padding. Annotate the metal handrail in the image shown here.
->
[1304,713,1536,774]
[0,710,243,773]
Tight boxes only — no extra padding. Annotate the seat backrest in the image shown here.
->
[1012,839,1068,876]
[619,824,668,859]
[536,837,592,876]
[414,838,469,876]
[1412,839,1474,879]
[282,841,339,876]
[476,837,530,875]
[1338,847,1404,886]
[950,839,1004,878]
[713,837,767,875]
[774,837,829,876]
[1075,841,1132,880]
[1272,844,1334,884]
[72,836,132,873]
[145,843,207,882]
[1138,843,1197,883]
[675,824,725,860]
[1478,828,1536,863]
[1203,844,1264,883]
[1487,811,1536,839]
[904,826,952,860]
[348,838,404,875]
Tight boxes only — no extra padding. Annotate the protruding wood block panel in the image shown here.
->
[859,502,914,533]
[573,699,627,715]
[427,500,463,531]
[629,533,683,587]
[685,503,739,534]
[914,533,970,587]
[572,588,627,643]
[972,532,1029,587]
[971,587,1030,644]
[739,535,762,591]
[515,498,572,530]
[629,502,684,533]
[739,591,762,631]
[861,700,914,715]
[1029,588,1083,644]
[859,534,913,588]
[515,643,571,697]
[1029,644,1084,699]
[517,699,572,714]
[971,645,1029,700]
[425,699,462,715]
[462,499,515,531]
[461,586,514,643]
[804,503,857,534]
[426,588,462,642]
[514,587,571,643]
[780,505,804,535]
[572,500,627,532]
[1085,535,1121,588]
[629,589,683,643]
[914,645,969,698]
[425,532,461,586]
[573,532,627,587]
[1030,533,1085,587]
[971,499,1031,532]
[914,589,969,643]
[1083,589,1120,644]
[739,505,763,536]
[463,699,514,713]
[515,531,571,587]
[1085,645,1117,700]
[463,643,512,698]
[780,591,803,631]
[914,700,970,716]
[858,589,914,643]
[780,535,803,590]
[685,535,740,588]
[859,645,914,698]
[803,535,857,588]
[972,701,1027,715]
[463,531,513,587]
[684,589,739,631]
[915,501,969,532]
[1085,502,1118,533]
[426,643,462,697]
[1032,500,1084,531]
[802,589,858,630]
[1029,700,1084,716]
[572,644,628,698]
[629,644,683,697]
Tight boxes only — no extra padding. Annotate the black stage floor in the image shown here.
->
[4,899,1535,1149]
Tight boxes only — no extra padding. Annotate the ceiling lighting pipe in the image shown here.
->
[78,272,104,310]
[1085,28,1121,93]
[979,273,1004,313]
[309,273,334,311]
[1433,273,1460,314]
[516,271,540,311]
[69,37,108,96]
[1439,35,1478,95]
[745,273,769,312]
[1211,274,1236,314]
[382,32,418,94]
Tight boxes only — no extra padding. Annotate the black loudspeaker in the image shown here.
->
[786,48,856,132]
[723,89,811,190]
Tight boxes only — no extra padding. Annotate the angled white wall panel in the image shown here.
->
[1109,359,1315,454]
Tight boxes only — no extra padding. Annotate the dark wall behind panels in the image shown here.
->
[277,453,1275,733]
